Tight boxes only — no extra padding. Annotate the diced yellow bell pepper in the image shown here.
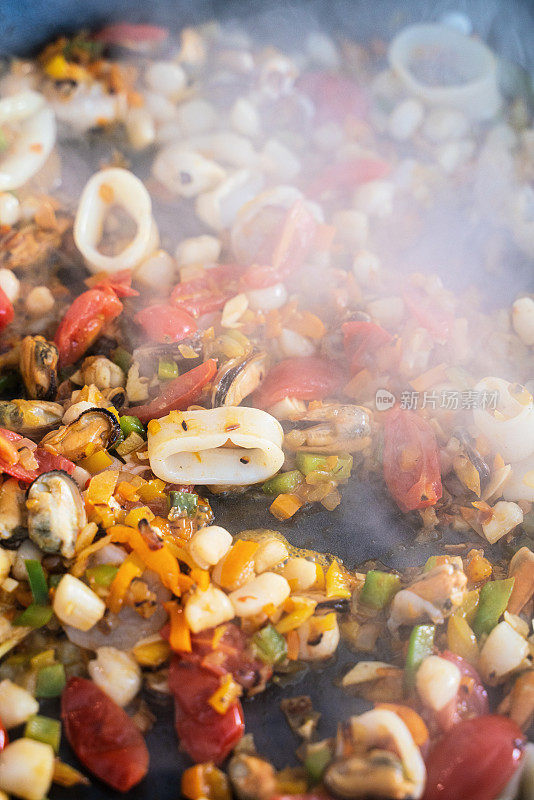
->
[147,420,161,436]
[208,673,242,715]
[132,636,171,668]
[310,611,337,632]
[44,54,88,82]
[87,503,117,530]
[124,506,155,527]
[137,479,166,502]
[275,597,317,634]
[447,614,479,665]
[30,649,55,670]
[314,563,325,590]
[115,480,140,503]
[325,559,351,599]
[86,469,119,505]
[107,554,143,615]
[80,450,114,474]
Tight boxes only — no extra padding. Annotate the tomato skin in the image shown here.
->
[253,357,344,409]
[54,288,123,366]
[436,652,489,731]
[0,287,14,332]
[87,269,139,298]
[241,201,317,290]
[0,720,7,751]
[95,23,168,46]
[135,304,197,343]
[422,715,525,800]
[169,659,244,764]
[403,285,454,343]
[342,320,392,374]
[133,359,217,423]
[297,72,368,124]
[171,265,241,318]
[0,429,75,483]
[307,158,390,198]
[383,407,442,513]
[61,677,149,792]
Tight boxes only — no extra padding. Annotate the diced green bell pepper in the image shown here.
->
[25,560,49,606]
[85,564,119,587]
[119,415,145,439]
[252,624,287,665]
[13,604,53,628]
[405,624,435,691]
[112,346,132,374]
[473,578,515,639]
[0,129,8,153]
[169,490,198,518]
[295,452,353,481]
[35,663,66,698]
[158,359,179,380]
[359,570,401,610]
[304,742,332,784]
[262,470,304,496]
[25,715,61,753]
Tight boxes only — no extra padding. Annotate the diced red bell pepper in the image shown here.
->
[133,359,217,423]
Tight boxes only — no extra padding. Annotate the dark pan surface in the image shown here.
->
[1,2,534,797]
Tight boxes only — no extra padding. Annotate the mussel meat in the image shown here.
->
[40,407,121,461]
[0,399,63,435]
[284,404,372,452]
[0,477,28,549]
[19,335,59,401]
[27,470,87,558]
[212,351,269,407]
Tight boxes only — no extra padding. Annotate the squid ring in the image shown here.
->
[0,92,56,191]
[473,377,534,462]
[148,406,284,485]
[74,167,158,274]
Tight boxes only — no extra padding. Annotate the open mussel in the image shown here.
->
[27,470,87,558]
[0,477,28,549]
[40,407,121,461]
[19,335,59,401]
[212,351,269,407]
[0,399,63,435]
[283,404,372,452]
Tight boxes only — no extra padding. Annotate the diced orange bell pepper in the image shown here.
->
[465,549,492,584]
[182,763,230,800]
[124,506,155,527]
[86,469,119,504]
[325,559,351,599]
[164,601,191,653]
[218,540,258,590]
[269,493,303,521]
[107,554,143,615]
[286,629,300,660]
[190,568,210,592]
[137,479,166,502]
[109,525,192,595]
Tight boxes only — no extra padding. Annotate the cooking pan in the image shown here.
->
[1,2,534,798]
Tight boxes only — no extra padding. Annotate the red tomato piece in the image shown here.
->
[435,651,489,731]
[0,287,14,332]
[254,357,344,409]
[135,304,197,344]
[0,429,75,483]
[342,320,393,374]
[307,158,390,198]
[171,265,241,318]
[61,677,149,792]
[54,288,123,366]
[297,72,368,124]
[422,715,525,800]
[383,407,442,513]
[88,269,139,298]
[95,23,169,46]
[169,659,244,764]
[403,285,454,343]
[192,624,271,691]
[0,719,7,751]
[241,201,317,289]
[133,359,217,423]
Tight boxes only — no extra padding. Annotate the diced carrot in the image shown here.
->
[218,540,258,590]
[269,493,303,521]
[164,601,192,653]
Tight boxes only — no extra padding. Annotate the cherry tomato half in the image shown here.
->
[169,658,244,764]
[0,287,14,332]
[133,358,217,423]
[171,265,241,318]
[422,715,525,800]
[61,677,149,792]
[135,303,197,343]
[383,406,442,513]
[253,357,344,409]
[54,287,123,366]
[342,320,393,374]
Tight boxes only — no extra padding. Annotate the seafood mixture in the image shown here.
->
[0,15,531,800]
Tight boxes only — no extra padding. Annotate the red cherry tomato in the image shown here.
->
[171,265,241,318]
[169,659,244,764]
[87,269,139,298]
[133,359,217,423]
[307,158,390,199]
[403,285,454,343]
[95,23,169,47]
[383,407,442,513]
[435,652,489,731]
[342,320,393,374]
[191,624,271,691]
[135,304,197,343]
[422,715,525,800]
[254,357,344,409]
[54,288,123,366]
[297,72,368,124]
[241,200,318,289]
[0,719,8,751]
[0,287,14,332]
[61,677,149,792]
